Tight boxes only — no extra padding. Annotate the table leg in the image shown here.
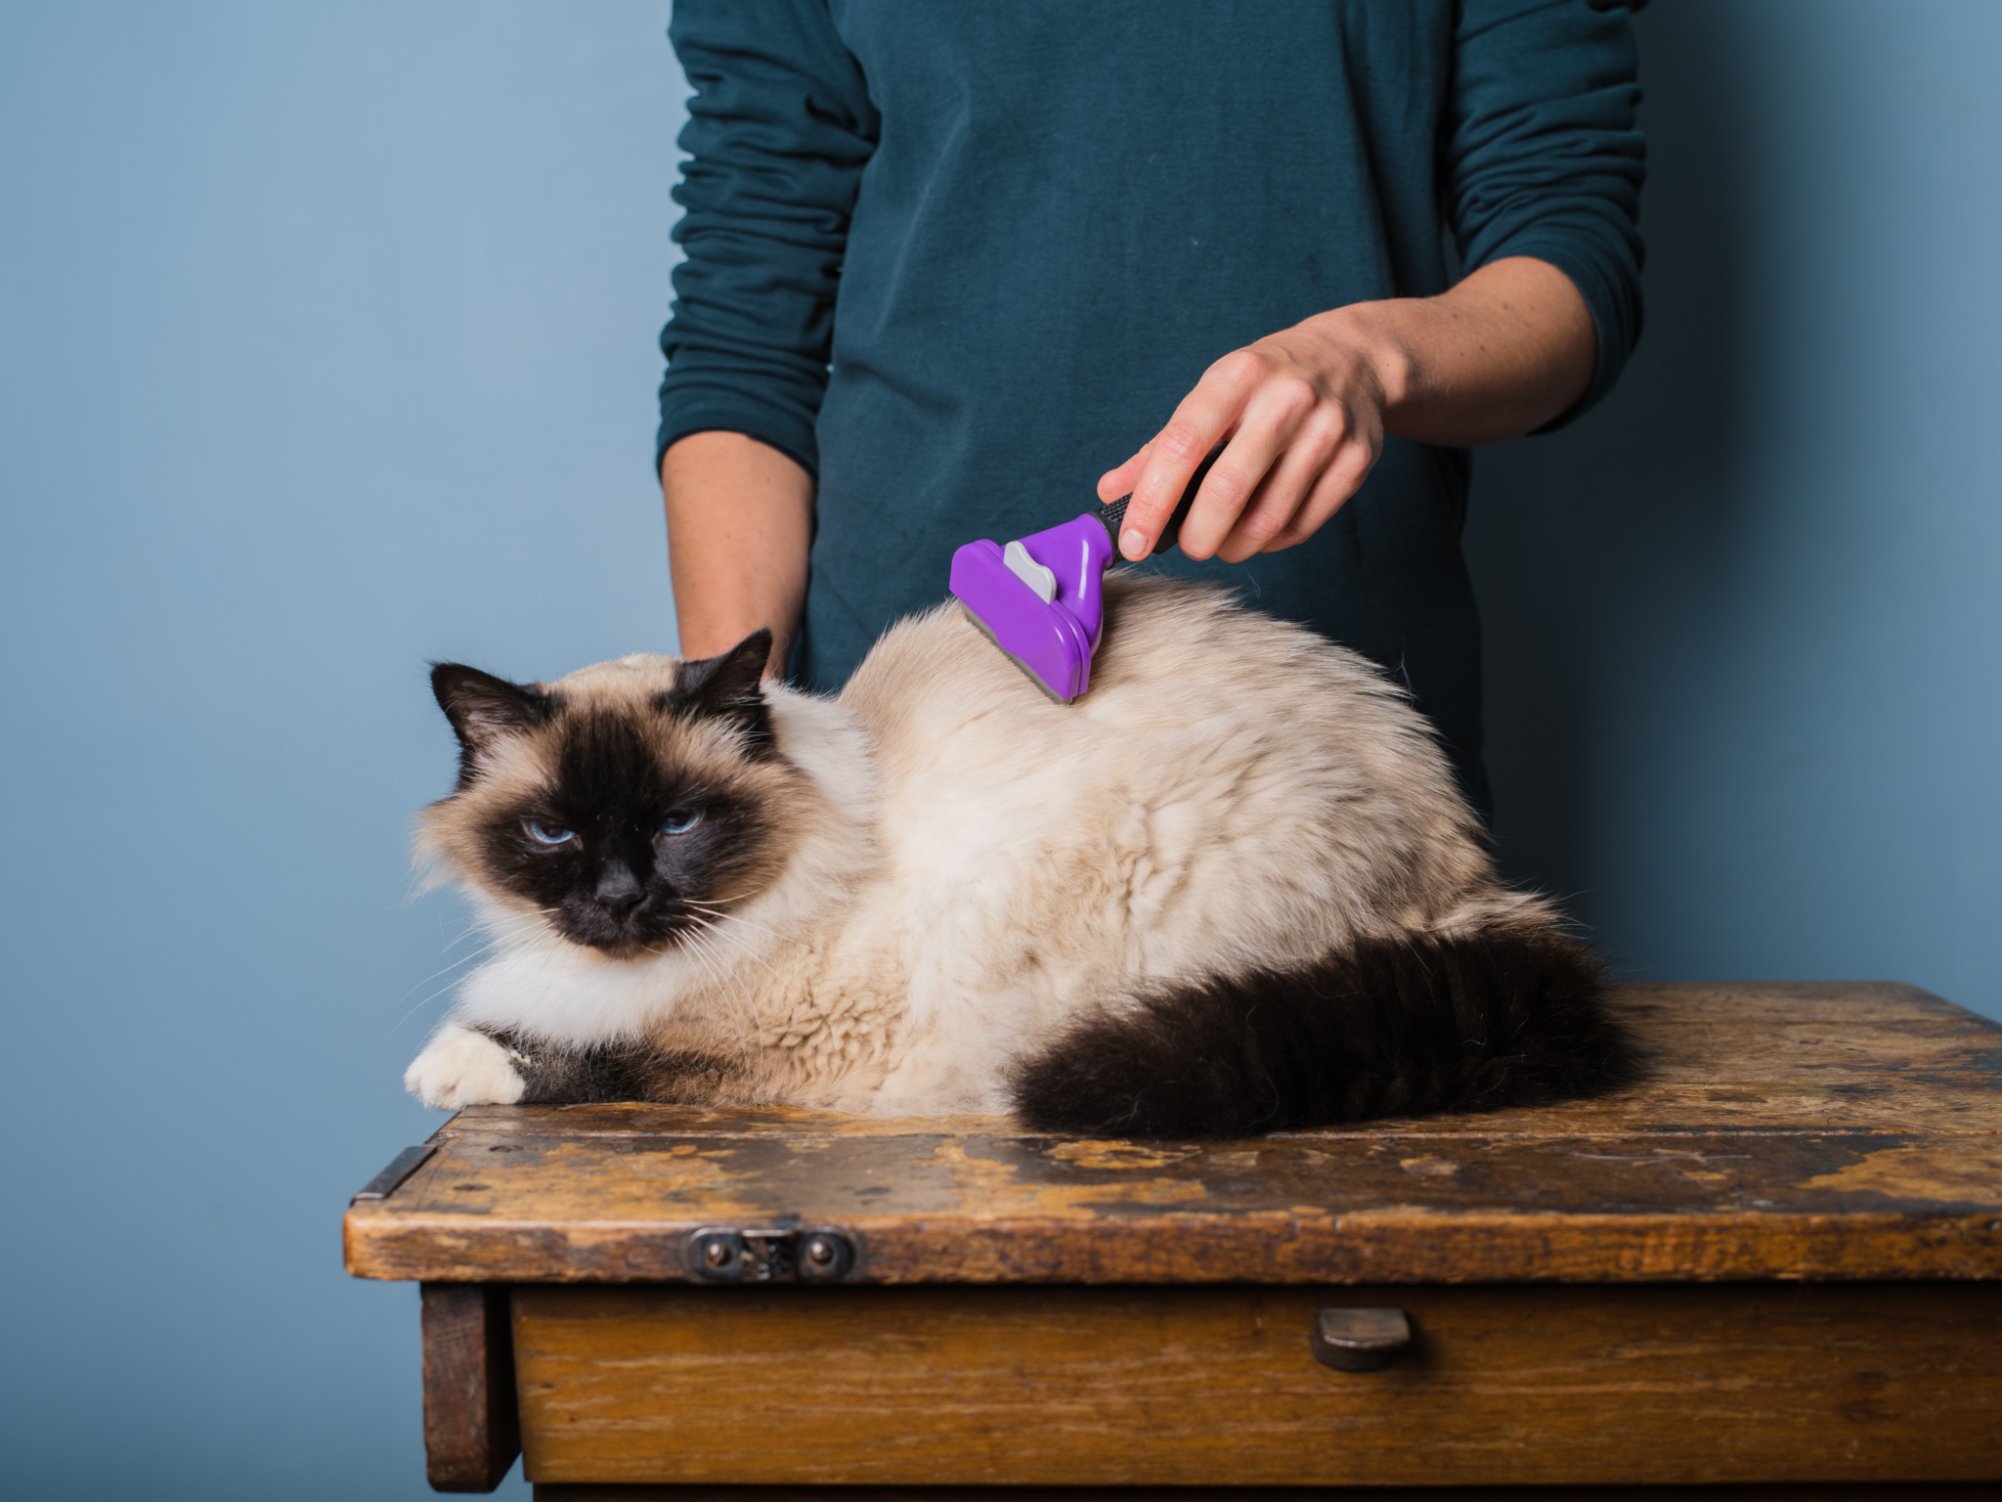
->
[423,1283,519,1492]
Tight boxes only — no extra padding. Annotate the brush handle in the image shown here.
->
[1097,446,1223,557]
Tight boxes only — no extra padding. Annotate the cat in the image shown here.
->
[404,577,1634,1136]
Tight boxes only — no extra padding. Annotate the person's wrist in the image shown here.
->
[1305,302,1417,423]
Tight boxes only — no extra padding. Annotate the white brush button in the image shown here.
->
[1003,539,1058,603]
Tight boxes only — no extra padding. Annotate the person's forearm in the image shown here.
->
[1340,256,1596,447]
[662,431,814,676]
[1102,256,1598,561]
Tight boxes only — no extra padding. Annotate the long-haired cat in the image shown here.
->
[405,578,1633,1136]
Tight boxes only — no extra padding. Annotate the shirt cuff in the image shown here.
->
[655,396,820,483]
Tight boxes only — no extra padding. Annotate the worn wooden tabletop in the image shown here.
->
[345,982,2002,1286]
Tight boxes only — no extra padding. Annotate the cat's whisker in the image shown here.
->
[441,920,496,955]
[673,922,741,1001]
[485,926,550,955]
[678,912,767,998]
[389,944,494,1016]
[681,902,787,960]
[674,910,731,963]
[672,901,764,945]
[390,914,550,1038]
[392,915,561,1041]
[708,931,781,982]
[443,919,538,956]
[683,901,782,943]
[389,962,489,1035]
[390,969,488,1041]
[480,908,552,933]
[694,942,739,1000]
[473,910,557,948]
[678,908,780,978]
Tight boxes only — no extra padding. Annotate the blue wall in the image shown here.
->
[2,3,1995,1497]
[3,5,677,1498]
[1468,2,2002,1017]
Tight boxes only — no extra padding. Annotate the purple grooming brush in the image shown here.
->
[949,451,1217,703]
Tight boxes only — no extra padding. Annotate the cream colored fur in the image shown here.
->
[407,578,1549,1114]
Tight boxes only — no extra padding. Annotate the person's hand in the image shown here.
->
[1097,309,1397,563]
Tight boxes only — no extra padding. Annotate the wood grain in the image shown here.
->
[510,1283,2002,1488]
[422,1283,520,1492]
[346,984,2002,1285]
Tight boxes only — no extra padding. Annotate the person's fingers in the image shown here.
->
[1265,434,1377,552]
[1214,405,1347,563]
[1174,380,1316,560]
[1116,350,1267,559]
[1096,443,1150,503]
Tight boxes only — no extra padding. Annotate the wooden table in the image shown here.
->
[345,982,2002,1497]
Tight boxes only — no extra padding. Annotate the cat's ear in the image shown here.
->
[665,629,776,758]
[431,664,553,777]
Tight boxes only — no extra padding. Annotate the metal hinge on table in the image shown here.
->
[686,1225,857,1283]
[350,1143,437,1205]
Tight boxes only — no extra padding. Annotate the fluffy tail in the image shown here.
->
[1010,924,1636,1138]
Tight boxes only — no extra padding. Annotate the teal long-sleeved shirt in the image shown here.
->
[659,1,1644,807]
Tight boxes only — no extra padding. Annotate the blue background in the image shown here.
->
[3,3,1995,1496]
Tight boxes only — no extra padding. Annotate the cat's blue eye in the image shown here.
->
[659,807,703,837]
[524,819,574,846]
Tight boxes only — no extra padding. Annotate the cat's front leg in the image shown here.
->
[404,1022,528,1109]
[405,1021,664,1108]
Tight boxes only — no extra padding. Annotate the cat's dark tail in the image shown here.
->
[1009,923,1636,1138]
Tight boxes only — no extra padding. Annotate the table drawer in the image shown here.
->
[511,1283,2002,1488]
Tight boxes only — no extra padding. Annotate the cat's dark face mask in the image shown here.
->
[427,632,791,958]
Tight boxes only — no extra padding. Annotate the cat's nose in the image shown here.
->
[594,865,644,919]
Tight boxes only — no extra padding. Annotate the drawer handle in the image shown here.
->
[1311,1307,1413,1372]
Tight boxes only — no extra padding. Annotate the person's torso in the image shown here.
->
[800,0,1486,804]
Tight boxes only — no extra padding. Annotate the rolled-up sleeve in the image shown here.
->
[1445,0,1646,423]
[657,1,878,478]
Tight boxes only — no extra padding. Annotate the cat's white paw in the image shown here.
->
[404,1024,527,1110]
